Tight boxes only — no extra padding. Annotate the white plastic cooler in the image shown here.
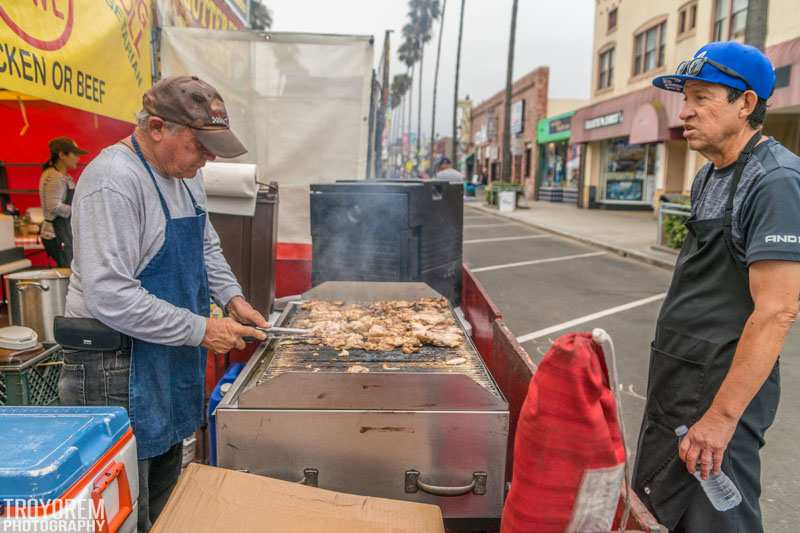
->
[0,407,138,533]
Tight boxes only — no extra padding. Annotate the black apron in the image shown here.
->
[51,185,74,268]
[633,133,780,532]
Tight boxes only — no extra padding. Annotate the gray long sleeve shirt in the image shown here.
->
[65,144,243,347]
[39,168,75,239]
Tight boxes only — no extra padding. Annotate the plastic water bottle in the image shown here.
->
[675,425,742,511]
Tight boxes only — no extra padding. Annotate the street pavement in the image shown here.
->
[463,205,799,532]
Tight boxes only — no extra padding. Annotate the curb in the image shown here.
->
[467,203,677,271]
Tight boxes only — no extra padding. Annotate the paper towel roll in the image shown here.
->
[201,162,258,216]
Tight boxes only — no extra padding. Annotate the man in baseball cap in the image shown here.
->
[57,75,267,531]
[635,42,800,533]
[142,75,247,159]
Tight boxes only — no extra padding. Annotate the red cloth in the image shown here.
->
[501,332,625,532]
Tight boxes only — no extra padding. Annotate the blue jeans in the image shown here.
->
[58,349,183,532]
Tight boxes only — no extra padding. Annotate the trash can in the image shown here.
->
[498,190,516,212]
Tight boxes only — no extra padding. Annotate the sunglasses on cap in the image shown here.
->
[676,57,753,92]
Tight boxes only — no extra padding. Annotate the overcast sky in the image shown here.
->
[264,0,595,140]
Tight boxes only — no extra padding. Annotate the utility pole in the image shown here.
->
[501,0,518,180]
[745,0,769,51]
[451,0,465,167]
[429,0,447,170]
[374,30,392,179]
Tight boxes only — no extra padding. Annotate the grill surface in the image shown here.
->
[250,303,501,400]
[234,282,505,410]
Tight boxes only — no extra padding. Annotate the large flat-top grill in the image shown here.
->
[217,282,509,527]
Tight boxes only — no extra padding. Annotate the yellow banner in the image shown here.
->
[168,0,246,31]
[0,1,154,123]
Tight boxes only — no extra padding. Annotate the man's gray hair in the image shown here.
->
[135,110,186,132]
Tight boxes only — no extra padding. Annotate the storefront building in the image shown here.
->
[575,0,800,210]
[536,112,582,203]
[469,67,549,197]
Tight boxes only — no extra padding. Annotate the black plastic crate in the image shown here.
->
[0,344,63,406]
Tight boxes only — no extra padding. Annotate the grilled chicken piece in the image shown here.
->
[296,298,463,354]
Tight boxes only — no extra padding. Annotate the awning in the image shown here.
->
[570,86,682,144]
[537,111,575,144]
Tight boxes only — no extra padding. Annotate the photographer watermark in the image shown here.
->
[0,498,106,532]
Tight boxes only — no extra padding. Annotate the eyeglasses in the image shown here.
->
[676,57,752,91]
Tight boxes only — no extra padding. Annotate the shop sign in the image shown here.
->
[487,113,498,140]
[511,137,524,156]
[511,99,525,135]
[0,0,154,123]
[549,116,571,135]
[584,111,623,130]
[474,122,487,144]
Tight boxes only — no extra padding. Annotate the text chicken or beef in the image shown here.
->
[295,298,463,354]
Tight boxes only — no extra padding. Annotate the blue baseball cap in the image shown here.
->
[653,41,775,100]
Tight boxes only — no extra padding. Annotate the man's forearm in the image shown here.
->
[709,309,791,422]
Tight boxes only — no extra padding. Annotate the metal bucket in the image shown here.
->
[6,269,71,342]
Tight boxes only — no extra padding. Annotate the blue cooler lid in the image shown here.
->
[0,407,131,501]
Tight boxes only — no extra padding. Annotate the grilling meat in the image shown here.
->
[295,298,463,354]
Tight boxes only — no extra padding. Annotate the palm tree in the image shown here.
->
[391,73,412,173]
[451,0,465,165]
[407,0,441,167]
[398,37,419,166]
[501,0,519,181]
[429,0,447,168]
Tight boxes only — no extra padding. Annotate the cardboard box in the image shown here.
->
[152,463,445,533]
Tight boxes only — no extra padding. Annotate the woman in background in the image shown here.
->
[39,137,86,267]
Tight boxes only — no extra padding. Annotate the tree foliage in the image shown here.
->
[250,0,273,30]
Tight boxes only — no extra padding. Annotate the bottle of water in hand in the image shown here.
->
[675,425,742,512]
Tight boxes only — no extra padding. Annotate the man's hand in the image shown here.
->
[679,408,738,480]
[201,317,266,353]
[226,295,269,328]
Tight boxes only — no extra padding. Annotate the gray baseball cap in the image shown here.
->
[142,75,247,158]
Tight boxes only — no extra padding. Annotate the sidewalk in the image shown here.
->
[466,199,678,270]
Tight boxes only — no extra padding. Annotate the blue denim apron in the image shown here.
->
[129,135,210,460]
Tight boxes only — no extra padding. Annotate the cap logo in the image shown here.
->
[209,98,229,127]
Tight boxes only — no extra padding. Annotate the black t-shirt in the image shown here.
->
[691,137,800,266]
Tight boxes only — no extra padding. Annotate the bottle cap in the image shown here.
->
[675,425,689,437]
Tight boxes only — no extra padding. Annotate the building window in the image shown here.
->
[598,47,614,90]
[608,8,618,32]
[714,0,749,41]
[678,1,697,36]
[633,21,666,76]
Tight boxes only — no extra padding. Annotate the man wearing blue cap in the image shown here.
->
[634,41,800,532]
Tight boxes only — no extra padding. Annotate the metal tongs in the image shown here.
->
[243,326,314,343]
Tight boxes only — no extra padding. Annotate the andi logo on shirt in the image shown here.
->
[765,235,800,244]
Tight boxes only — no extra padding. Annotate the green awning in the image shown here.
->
[537,111,575,144]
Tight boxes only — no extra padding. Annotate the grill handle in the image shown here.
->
[237,467,319,488]
[17,281,49,291]
[404,470,487,497]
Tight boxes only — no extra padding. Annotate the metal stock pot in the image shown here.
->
[6,268,71,342]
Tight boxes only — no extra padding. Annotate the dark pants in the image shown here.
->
[673,364,780,533]
[57,349,183,532]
